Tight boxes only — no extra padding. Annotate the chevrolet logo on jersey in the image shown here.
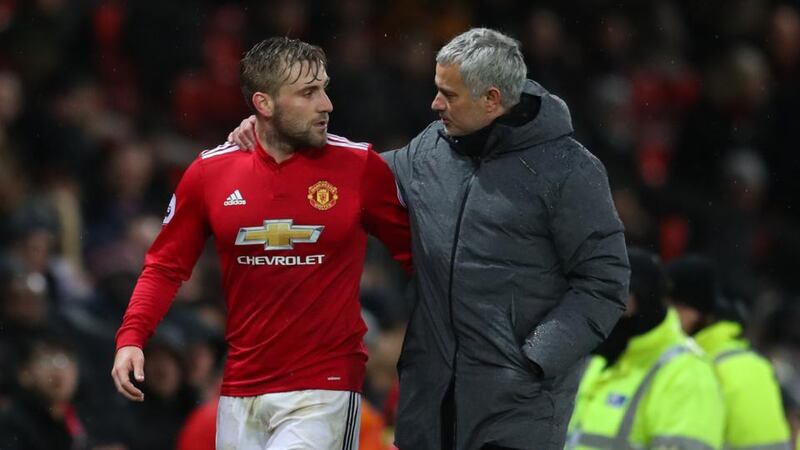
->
[235,220,324,250]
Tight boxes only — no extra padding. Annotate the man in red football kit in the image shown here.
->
[111,37,411,449]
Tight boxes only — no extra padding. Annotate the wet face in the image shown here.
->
[431,63,494,136]
[271,62,333,149]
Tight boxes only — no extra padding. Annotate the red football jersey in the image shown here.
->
[116,134,411,396]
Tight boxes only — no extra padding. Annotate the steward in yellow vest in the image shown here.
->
[568,248,724,449]
[668,255,791,450]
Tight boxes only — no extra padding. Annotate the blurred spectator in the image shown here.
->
[360,398,393,450]
[87,214,162,278]
[0,266,49,392]
[522,8,582,107]
[0,261,61,343]
[0,336,86,450]
[326,29,396,143]
[612,184,658,248]
[248,0,311,40]
[126,340,197,450]
[0,0,84,92]
[173,4,249,142]
[383,29,437,145]
[121,0,206,110]
[363,306,406,409]
[708,149,769,300]
[6,201,60,298]
[764,4,800,221]
[768,4,800,79]
[0,70,23,131]
[83,140,167,252]
[672,44,772,197]
[0,153,29,249]
[668,254,791,448]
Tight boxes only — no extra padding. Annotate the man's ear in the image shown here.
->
[485,87,503,113]
[252,92,274,118]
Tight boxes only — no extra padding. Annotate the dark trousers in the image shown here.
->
[440,383,523,450]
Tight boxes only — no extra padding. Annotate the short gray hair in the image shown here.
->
[436,28,526,108]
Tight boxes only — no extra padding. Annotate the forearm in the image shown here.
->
[115,265,182,349]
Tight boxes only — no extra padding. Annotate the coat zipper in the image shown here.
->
[446,161,480,449]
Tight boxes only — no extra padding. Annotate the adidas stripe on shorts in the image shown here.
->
[216,390,361,450]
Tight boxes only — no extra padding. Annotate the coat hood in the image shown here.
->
[442,79,575,158]
[495,79,574,153]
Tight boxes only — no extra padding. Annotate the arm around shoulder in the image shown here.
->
[381,122,439,197]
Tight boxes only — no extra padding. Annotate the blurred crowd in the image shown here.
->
[0,0,799,448]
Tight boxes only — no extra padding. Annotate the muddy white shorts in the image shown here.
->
[216,390,361,450]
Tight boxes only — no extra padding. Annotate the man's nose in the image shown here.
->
[431,93,445,112]
[319,91,333,113]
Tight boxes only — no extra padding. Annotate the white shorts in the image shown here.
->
[216,390,361,450]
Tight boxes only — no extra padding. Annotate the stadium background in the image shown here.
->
[0,0,799,448]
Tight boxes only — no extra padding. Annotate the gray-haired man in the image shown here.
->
[231,28,629,450]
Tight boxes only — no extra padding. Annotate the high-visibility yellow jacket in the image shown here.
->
[568,309,724,449]
[694,321,791,450]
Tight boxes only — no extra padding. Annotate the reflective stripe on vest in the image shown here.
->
[651,436,716,450]
[713,349,750,365]
[724,443,792,450]
[571,432,717,450]
[568,344,694,449]
[569,433,637,450]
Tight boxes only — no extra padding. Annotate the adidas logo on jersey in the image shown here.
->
[224,190,247,206]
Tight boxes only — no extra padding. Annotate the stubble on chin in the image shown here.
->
[298,125,327,149]
[275,123,325,150]
[310,130,327,148]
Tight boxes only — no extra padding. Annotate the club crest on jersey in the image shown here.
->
[308,181,338,211]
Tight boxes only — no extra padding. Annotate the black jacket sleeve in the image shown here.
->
[522,152,630,378]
